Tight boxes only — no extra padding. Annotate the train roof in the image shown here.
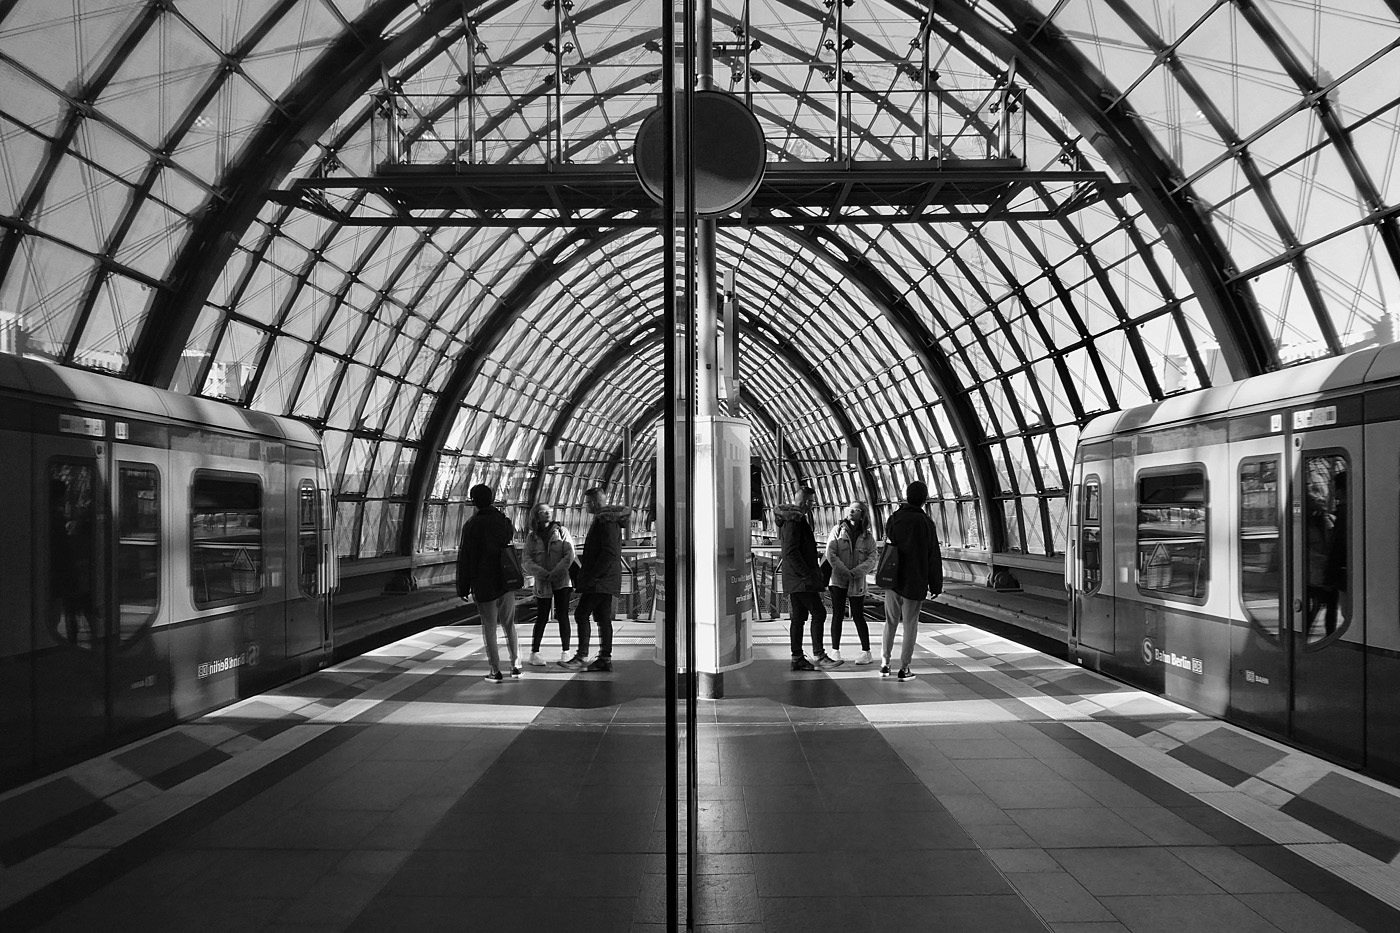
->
[0,354,321,448]
[1078,341,1400,444]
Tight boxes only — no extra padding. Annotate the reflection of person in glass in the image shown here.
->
[1321,470,1347,636]
[1305,465,1345,637]
[50,477,95,646]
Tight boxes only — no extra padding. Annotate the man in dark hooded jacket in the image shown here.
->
[775,487,842,671]
[562,486,632,672]
[881,480,942,681]
[457,483,521,682]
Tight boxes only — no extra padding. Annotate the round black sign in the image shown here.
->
[634,91,766,216]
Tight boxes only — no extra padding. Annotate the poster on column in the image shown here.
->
[654,416,754,672]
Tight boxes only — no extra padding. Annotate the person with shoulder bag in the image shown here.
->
[521,503,576,665]
[561,487,632,673]
[880,480,943,681]
[825,500,878,664]
[776,486,842,671]
[456,483,522,682]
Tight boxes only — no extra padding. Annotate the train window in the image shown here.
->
[1239,458,1282,636]
[46,459,102,648]
[1080,478,1102,594]
[1136,467,1208,601]
[298,481,320,597]
[1302,453,1349,645]
[190,472,262,606]
[116,465,160,639]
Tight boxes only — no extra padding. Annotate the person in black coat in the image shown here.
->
[775,486,841,671]
[456,483,521,682]
[881,480,943,680]
[561,486,631,672]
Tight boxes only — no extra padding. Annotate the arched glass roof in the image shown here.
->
[3,1,1399,563]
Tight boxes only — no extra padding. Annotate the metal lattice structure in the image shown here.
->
[2,1,1399,563]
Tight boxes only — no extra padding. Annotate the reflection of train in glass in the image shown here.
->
[1,355,336,787]
[1067,345,1400,783]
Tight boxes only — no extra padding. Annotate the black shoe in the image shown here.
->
[483,669,504,683]
[791,656,815,671]
[816,654,844,670]
[510,663,522,677]
[880,663,890,676]
[584,657,612,672]
[897,668,916,681]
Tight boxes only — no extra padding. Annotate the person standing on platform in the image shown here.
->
[561,487,631,673]
[776,486,842,671]
[522,503,576,666]
[825,500,878,665]
[881,480,942,681]
[456,483,521,683]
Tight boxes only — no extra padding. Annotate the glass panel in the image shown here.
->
[298,481,321,597]
[190,473,262,605]
[1080,479,1101,594]
[47,459,102,649]
[1303,454,1349,643]
[1136,468,1208,600]
[117,464,160,639]
[1239,458,1282,636]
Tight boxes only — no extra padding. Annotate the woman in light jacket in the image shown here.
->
[521,503,576,665]
[825,500,878,664]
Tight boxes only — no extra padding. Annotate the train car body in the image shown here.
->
[0,355,336,788]
[1067,344,1400,783]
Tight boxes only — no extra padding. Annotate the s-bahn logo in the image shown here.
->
[197,643,260,679]
[1141,638,1203,675]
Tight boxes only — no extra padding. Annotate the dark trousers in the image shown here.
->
[532,587,573,652]
[575,592,614,659]
[788,591,826,658]
[828,586,870,651]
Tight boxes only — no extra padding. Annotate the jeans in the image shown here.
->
[882,590,922,670]
[532,587,574,653]
[828,586,870,652]
[788,591,826,658]
[476,592,518,672]
[575,592,614,659]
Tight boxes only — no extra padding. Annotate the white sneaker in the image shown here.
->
[828,648,843,662]
[855,650,874,665]
[559,652,572,664]
[528,651,546,667]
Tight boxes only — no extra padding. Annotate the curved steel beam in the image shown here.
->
[592,387,792,520]
[399,225,631,552]
[941,0,1276,378]
[126,1,466,387]
[777,225,1006,551]
[520,324,813,513]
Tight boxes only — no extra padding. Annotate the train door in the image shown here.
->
[108,439,172,735]
[1069,460,1114,657]
[33,423,109,763]
[1229,436,1289,735]
[1289,424,1364,763]
[285,463,331,659]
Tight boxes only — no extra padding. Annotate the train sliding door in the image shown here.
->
[33,428,175,765]
[1069,443,1115,660]
[108,441,172,735]
[33,428,109,763]
[1290,425,1364,763]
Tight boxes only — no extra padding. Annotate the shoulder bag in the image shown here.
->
[874,540,899,589]
[501,544,526,590]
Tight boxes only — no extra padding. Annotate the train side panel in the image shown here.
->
[0,410,32,788]
[1363,414,1400,778]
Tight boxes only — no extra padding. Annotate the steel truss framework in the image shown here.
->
[2,1,1399,562]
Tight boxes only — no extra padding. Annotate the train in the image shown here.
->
[1066,343,1400,783]
[0,354,336,788]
